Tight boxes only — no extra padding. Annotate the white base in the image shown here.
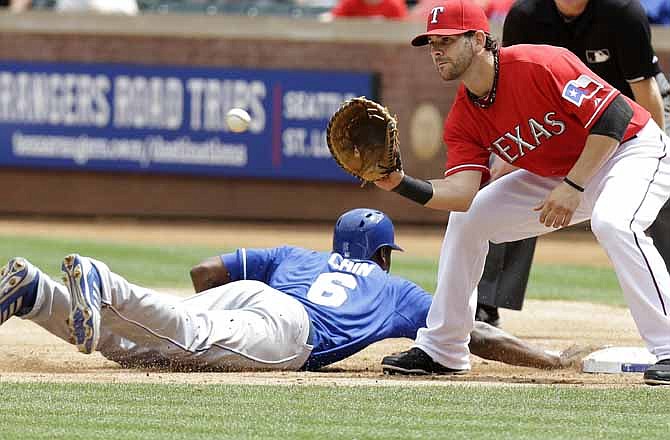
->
[582,346,656,374]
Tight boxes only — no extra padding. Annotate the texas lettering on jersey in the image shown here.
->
[489,112,566,163]
[490,74,605,164]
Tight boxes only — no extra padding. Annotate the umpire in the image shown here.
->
[476,0,670,325]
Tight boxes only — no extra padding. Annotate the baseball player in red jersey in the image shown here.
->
[375,0,670,385]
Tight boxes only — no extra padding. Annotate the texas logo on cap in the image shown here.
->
[411,0,490,47]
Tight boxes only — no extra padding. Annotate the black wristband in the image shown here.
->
[392,175,434,205]
[563,177,585,192]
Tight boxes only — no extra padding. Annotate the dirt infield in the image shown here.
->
[0,218,648,387]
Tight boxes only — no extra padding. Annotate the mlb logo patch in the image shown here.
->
[562,74,603,107]
[585,49,610,63]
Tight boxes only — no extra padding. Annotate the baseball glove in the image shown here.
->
[326,97,402,183]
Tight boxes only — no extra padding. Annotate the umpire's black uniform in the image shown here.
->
[477,0,670,318]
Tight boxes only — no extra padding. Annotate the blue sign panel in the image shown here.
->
[0,61,377,181]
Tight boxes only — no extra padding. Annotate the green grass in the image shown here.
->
[526,264,623,305]
[392,254,625,306]
[0,383,668,440]
[1,233,625,304]
[0,234,219,288]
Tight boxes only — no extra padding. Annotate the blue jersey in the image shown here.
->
[221,246,432,370]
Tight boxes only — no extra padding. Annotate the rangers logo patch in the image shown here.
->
[562,75,603,107]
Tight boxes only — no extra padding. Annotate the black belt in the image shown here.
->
[299,321,317,371]
[305,319,315,346]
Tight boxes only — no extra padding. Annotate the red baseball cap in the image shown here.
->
[411,0,490,47]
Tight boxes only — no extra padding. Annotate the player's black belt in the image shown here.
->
[298,320,317,371]
[306,319,315,346]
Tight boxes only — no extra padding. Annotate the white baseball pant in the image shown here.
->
[415,120,670,370]
[23,260,313,371]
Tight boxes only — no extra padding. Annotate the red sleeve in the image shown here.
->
[544,49,620,130]
[332,0,355,16]
[443,94,491,184]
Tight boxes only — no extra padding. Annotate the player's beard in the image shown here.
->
[434,39,475,81]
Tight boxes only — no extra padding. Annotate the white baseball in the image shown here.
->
[225,108,251,133]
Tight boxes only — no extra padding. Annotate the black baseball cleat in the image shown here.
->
[382,347,466,376]
[643,358,670,385]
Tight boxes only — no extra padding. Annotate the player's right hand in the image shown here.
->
[534,182,581,228]
[374,170,404,191]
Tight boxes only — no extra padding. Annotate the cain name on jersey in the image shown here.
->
[490,112,566,164]
[328,253,375,276]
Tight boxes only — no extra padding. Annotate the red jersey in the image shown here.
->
[331,0,408,19]
[444,45,650,183]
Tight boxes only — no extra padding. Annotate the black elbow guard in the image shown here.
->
[590,94,633,141]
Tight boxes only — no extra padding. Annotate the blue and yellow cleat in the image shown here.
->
[0,258,39,325]
[62,254,101,354]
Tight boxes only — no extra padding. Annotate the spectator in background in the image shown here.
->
[56,0,138,14]
[641,0,670,25]
[483,0,513,22]
[0,0,30,12]
[323,0,408,20]
[409,0,512,23]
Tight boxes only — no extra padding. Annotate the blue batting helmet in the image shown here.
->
[333,208,403,259]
